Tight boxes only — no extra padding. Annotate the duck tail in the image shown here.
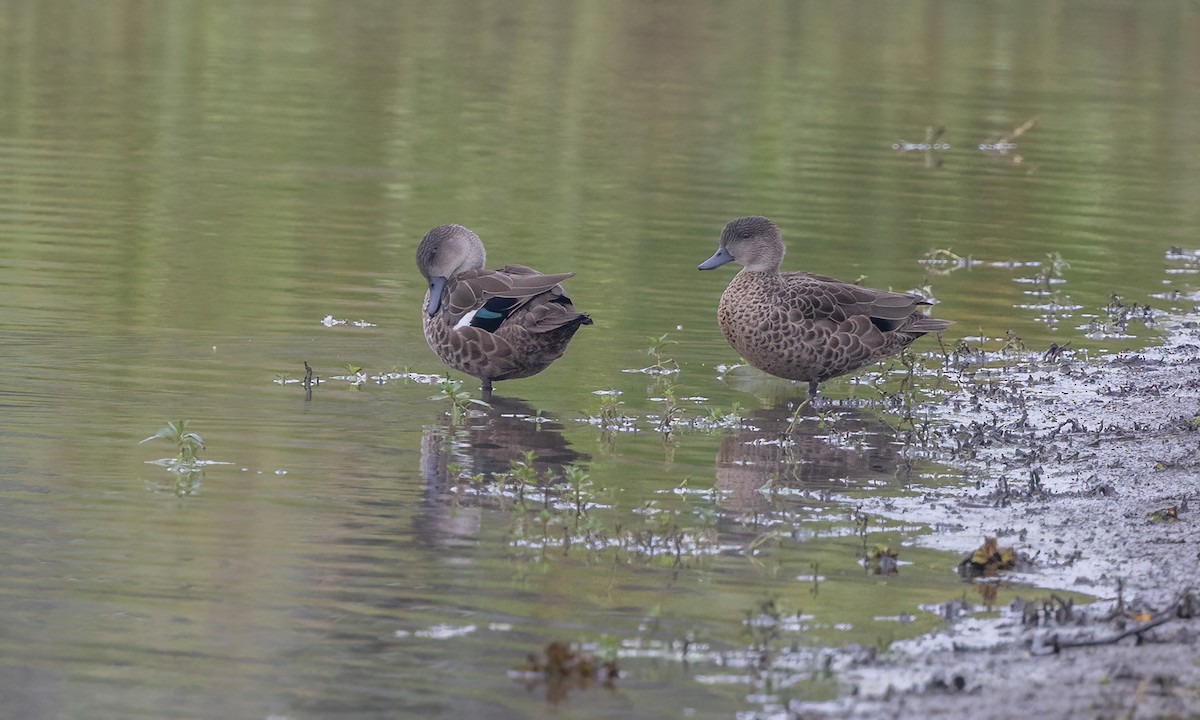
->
[909,316,953,334]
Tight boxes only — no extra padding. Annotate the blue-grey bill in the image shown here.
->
[426,276,446,315]
[698,246,734,270]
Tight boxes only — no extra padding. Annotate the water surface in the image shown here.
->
[3,1,1199,718]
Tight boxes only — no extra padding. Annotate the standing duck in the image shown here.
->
[417,224,592,397]
[698,216,950,396]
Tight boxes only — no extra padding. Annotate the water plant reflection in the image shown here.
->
[416,396,585,548]
[713,401,912,514]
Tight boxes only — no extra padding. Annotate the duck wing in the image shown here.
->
[784,272,947,333]
[444,267,579,331]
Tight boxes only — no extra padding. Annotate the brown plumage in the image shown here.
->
[698,216,951,396]
[416,224,592,397]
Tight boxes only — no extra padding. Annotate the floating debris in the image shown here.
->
[320,315,376,327]
[621,366,680,376]
[894,126,949,168]
[413,624,478,640]
[957,537,1017,578]
[867,545,900,576]
[510,641,619,703]
[978,118,1036,166]
[1148,506,1178,523]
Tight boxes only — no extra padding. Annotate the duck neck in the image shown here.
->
[736,267,782,283]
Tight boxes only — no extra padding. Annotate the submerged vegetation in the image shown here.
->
[443,452,721,567]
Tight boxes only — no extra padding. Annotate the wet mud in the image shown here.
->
[801,313,1200,718]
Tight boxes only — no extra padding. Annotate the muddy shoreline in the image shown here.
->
[800,313,1200,718]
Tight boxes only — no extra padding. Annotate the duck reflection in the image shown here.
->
[415,396,586,546]
[715,400,910,513]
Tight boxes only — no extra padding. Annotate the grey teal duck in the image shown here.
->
[698,216,951,396]
[416,224,592,397]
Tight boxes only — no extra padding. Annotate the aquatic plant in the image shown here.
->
[140,420,205,469]
[431,376,490,423]
[654,384,683,435]
[342,363,368,386]
[645,332,679,374]
[506,451,540,505]
[742,596,789,672]
[595,392,620,419]
[1032,252,1069,292]
[563,465,592,519]
[783,399,811,437]
[701,402,745,431]
[920,247,973,274]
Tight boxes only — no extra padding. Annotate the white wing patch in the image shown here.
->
[452,309,479,330]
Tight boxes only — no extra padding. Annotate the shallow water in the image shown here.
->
[2,1,1199,718]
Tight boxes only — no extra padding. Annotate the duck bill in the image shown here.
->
[698,246,734,270]
[425,276,446,315]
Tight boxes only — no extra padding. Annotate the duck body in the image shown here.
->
[700,216,950,395]
[417,224,591,396]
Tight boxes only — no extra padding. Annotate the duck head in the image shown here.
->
[698,216,786,273]
[416,224,487,315]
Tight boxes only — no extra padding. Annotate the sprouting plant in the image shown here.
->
[140,420,205,468]
[1033,252,1069,292]
[896,349,919,411]
[853,509,871,566]
[596,634,620,664]
[921,247,972,275]
[538,507,553,551]
[992,330,1024,359]
[656,385,683,434]
[783,398,811,436]
[704,402,745,428]
[563,465,592,519]
[339,363,368,387]
[646,333,679,373]
[431,376,490,423]
[743,596,787,671]
[596,392,622,427]
[507,450,539,503]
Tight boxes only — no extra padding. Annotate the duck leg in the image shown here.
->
[481,378,494,402]
[808,380,820,397]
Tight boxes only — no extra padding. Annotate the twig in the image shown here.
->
[998,118,1037,144]
[1053,612,1175,651]
[1038,593,1193,655]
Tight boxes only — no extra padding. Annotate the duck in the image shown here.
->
[416,224,592,397]
[698,216,951,396]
